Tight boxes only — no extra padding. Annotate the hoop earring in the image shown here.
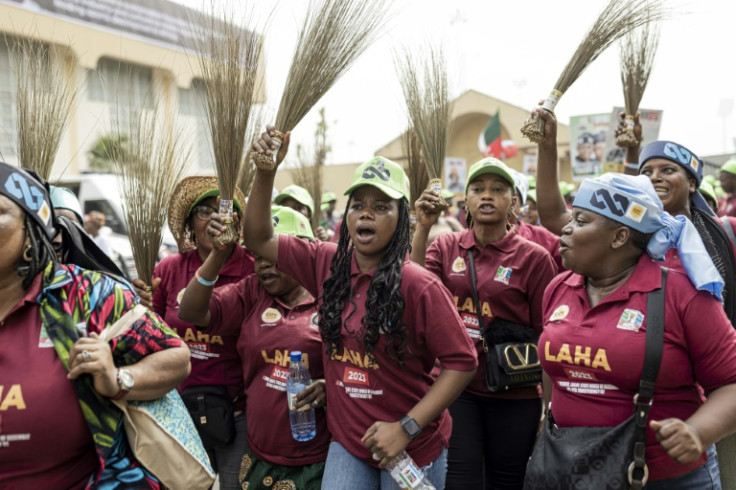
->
[23,244,32,262]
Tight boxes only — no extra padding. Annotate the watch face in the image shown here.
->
[118,369,135,390]
[401,416,421,439]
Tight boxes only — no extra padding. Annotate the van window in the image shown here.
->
[83,199,127,235]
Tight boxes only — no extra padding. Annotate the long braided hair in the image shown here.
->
[318,196,412,366]
[690,205,736,323]
[19,213,57,289]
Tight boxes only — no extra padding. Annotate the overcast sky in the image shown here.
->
[175,0,736,165]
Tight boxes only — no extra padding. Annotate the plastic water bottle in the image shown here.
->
[286,351,316,441]
[385,451,436,490]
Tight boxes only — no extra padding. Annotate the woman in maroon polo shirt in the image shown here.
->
[412,158,558,489]
[0,163,190,488]
[133,176,253,490]
[536,173,736,489]
[179,206,329,489]
[243,127,478,489]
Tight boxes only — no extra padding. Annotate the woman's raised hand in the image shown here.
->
[252,125,291,168]
[414,188,444,228]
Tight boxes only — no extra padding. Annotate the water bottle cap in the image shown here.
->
[289,351,303,362]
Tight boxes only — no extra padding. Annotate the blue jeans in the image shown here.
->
[208,412,247,490]
[646,445,721,490]
[321,441,448,489]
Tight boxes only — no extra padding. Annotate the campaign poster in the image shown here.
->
[523,153,538,177]
[444,157,467,194]
[602,107,664,166]
[569,113,611,182]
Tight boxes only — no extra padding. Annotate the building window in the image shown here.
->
[178,79,213,172]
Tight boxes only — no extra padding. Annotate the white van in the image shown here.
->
[53,173,137,278]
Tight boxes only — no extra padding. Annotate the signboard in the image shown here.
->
[569,113,609,181]
[444,156,466,193]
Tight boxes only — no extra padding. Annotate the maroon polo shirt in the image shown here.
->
[516,220,565,272]
[541,255,736,481]
[718,194,736,218]
[426,228,557,399]
[277,235,478,467]
[208,275,329,465]
[0,273,97,489]
[153,246,254,408]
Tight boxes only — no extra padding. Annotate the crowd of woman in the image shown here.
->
[3,111,736,490]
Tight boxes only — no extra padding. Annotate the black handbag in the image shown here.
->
[180,385,236,450]
[523,267,668,490]
[468,248,542,392]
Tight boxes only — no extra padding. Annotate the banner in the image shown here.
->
[602,107,664,166]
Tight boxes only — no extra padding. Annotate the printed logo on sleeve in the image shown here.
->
[494,266,513,285]
[549,305,569,322]
[261,308,282,325]
[343,367,370,386]
[451,256,467,273]
[617,309,644,332]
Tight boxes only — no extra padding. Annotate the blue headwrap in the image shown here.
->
[574,173,724,300]
[638,140,715,217]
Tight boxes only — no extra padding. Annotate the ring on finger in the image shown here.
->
[372,452,380,461]
[81,349,92,363]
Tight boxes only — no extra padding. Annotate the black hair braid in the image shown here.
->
[690,206,736,323]
[21,214,56,289]
[318,197,412,366]
[318,197,355,357]
[363,199,411,366]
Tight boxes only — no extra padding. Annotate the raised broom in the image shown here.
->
[12,39,78,179]
[616,23,660,147]
[196,5,263,245]
[110,98,190,285]
[402,127,428,212]
[251,0,389,170]
[397,45,452,209]
[520,0,666,143]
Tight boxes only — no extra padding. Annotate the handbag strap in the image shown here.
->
[629,266,668,489]
[467,248,488,353]
[98,304,148,343]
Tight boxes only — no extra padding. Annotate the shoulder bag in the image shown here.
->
[523,267,668,490]
[180,385,236,450]
[468,248,542,392]
[99,304,216,490]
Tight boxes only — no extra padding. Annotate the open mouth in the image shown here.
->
[355,224,376,243]
[258,272,279,284]
[559,239,570,253]
[653,185,669,199]
[478,203,496,214]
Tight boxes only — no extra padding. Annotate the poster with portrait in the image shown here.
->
[602,107,663,166]
[523,153,538,177]
[444,157,467,194]
[569,113,611,181]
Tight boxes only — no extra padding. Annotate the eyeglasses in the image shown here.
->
[192,205,217,221]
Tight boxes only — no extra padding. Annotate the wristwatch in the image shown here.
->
[112,368,135,401]
[400,415,421,440]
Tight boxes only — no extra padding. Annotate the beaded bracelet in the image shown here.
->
[195,269,218,287]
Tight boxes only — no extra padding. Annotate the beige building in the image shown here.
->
[0,0,264,178]
[276,89,572,210]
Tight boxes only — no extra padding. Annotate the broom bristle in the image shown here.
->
[620,23,659,115]
[293,108,329,230]
[396,45,452,183]
[402,127,428,210]
[12,39,78,179]
[111,95,190,284]
[273,0,390,133]
[195,4,263,202]
[521,0,667,143]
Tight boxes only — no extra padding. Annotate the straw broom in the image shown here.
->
[110,99,190,285]
[520,0,666,143]
[402,127,428,211]
[616,23,660,147]
[12,39,78,179]
[396,45,452,209]
[196,5,263,245]
[251,0,389,170]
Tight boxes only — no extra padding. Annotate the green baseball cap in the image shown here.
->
[527,175,536,189]
[321,191,338,204]
[465,157,515,194]
[50,185,84,224]
[721,159,736,176]
[274,185,315,216]
[527,189,537,203]
[559,181,573,197]
[441,188,456,200]
[699,182,718,205]
[343,156,410,201]
[271,205,314,239]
